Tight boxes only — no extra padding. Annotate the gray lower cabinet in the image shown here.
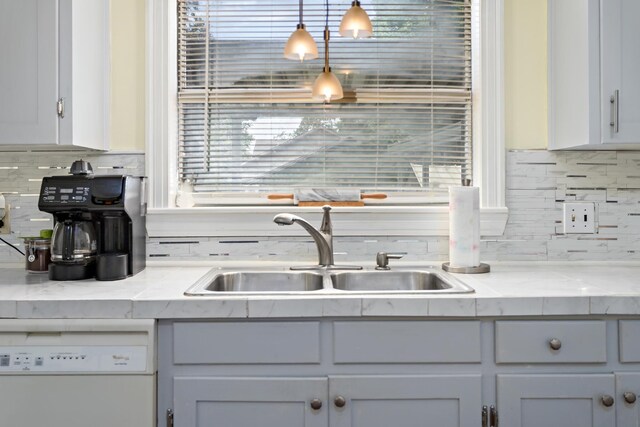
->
[329,375,481,427]
[173,376,328,427]
[162,320,484,427]
[497,374,616,427]
[161,319,640,427]
[616,373,640,426]
[171,375,481,427]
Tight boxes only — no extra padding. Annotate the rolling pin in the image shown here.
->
[268,189,387,206]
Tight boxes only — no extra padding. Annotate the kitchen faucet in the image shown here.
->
[273,206,361,270]
[274,205,334,267]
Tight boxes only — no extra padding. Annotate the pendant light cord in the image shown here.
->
[325,0,329,27]
[0,237,25,257]
[323,0,330,71]
[298,0,303,25]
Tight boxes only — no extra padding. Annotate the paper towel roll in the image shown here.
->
[448,186,480,268]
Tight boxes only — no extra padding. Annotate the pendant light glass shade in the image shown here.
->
[312,26,343,103]
[339,1,373,39]
[284,24,318,61]
[284,0,318,61]
[312,68,343,102]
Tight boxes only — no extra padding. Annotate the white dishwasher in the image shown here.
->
[0,319,156,427]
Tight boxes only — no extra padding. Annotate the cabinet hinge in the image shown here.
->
[56,98,65,118]
[482,405,498,427]
[490,405,498,427]
[166,409,174,427]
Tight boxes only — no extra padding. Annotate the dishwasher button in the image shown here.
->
[0,355,9,367]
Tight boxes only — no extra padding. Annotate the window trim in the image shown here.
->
[145,0,507,238]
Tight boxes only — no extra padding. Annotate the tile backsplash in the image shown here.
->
[488,150,640,261]
[2,149,639,264]
[147,150,640,263]
[0,150,144,262]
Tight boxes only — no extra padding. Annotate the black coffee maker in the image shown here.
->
[38,160,146,281]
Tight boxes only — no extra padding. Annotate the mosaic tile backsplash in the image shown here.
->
[147,150,640,263]
[492,150,640,261]
[1,149,639,263]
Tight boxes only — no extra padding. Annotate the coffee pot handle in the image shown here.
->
[62,220,74,261]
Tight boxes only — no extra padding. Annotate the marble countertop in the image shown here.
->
[0,261,639,319]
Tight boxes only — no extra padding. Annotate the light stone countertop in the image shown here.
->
[0,261,638,319]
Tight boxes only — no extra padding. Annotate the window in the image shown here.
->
[176,0,472,204]
[146,0,505,237]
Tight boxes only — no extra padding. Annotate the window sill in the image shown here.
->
[146,206,508,238]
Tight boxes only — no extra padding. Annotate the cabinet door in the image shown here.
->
[329,375,481,427]
[617,373,640,426]
[0,0,58,145]
[173,376,327,427]
[497,374,615,427]
[601,0,640,144]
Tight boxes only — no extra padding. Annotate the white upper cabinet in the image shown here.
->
[601,0,640,144]
[548,0,640,150]
[0,0,109,150]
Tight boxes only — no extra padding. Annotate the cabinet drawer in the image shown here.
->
[495,321,606,364]
[173,322,320,364]
[619,320,640,362]
[333,321,481,363]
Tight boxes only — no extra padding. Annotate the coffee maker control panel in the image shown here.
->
[41,185,91,205]
[39,176,126,210]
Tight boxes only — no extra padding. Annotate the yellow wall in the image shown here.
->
[107,0,549,152]
[109,0,146,152]
[504,0,547,150]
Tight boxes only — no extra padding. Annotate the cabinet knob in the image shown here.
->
[548,338,562,351]
[310,399,322,410]
[601,395,615,407]
[624,392,637,404]
[334,396,346,408]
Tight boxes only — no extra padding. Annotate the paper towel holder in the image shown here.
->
[442,262,490,274]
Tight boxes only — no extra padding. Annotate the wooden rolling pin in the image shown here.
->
[268,189,387,206]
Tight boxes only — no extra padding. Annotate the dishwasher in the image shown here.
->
[0,319,155,427]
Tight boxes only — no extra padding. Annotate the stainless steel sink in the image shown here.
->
[330,270,474,293]
[184,268,474,295]
[184,270,326,295]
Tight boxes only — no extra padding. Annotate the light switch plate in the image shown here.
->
[563,202,596,234]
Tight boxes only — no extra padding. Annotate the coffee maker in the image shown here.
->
[38,160,146,281]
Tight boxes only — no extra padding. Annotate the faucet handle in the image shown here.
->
[320,205,332,234]
[375,252,404,270]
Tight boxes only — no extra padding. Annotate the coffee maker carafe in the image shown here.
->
[49,218,98,279]
[38,160,146,281]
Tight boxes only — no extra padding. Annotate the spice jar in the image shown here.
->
[23,230,52,273]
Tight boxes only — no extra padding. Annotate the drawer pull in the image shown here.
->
[601,395,615,407]
[310,399,323,410]
[624,392,637,404]
[548,338,562,351]
[334,396,346,408]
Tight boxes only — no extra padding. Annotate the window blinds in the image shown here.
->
[177,0,472,196]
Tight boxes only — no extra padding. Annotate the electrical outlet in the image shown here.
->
[0,195,9,234]
[0,205,10,234]
[563,202,596,234]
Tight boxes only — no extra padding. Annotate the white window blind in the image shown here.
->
[177,0,472,200]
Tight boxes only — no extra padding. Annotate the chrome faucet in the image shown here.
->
[274,205,335,267]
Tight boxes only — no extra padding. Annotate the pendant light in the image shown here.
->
[312,0,343,102]
[339,1,373,39]
[284,0,318,61]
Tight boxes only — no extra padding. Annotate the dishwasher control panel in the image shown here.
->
[0,346,147,373]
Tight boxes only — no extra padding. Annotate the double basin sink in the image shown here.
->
[184,268,474,295]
